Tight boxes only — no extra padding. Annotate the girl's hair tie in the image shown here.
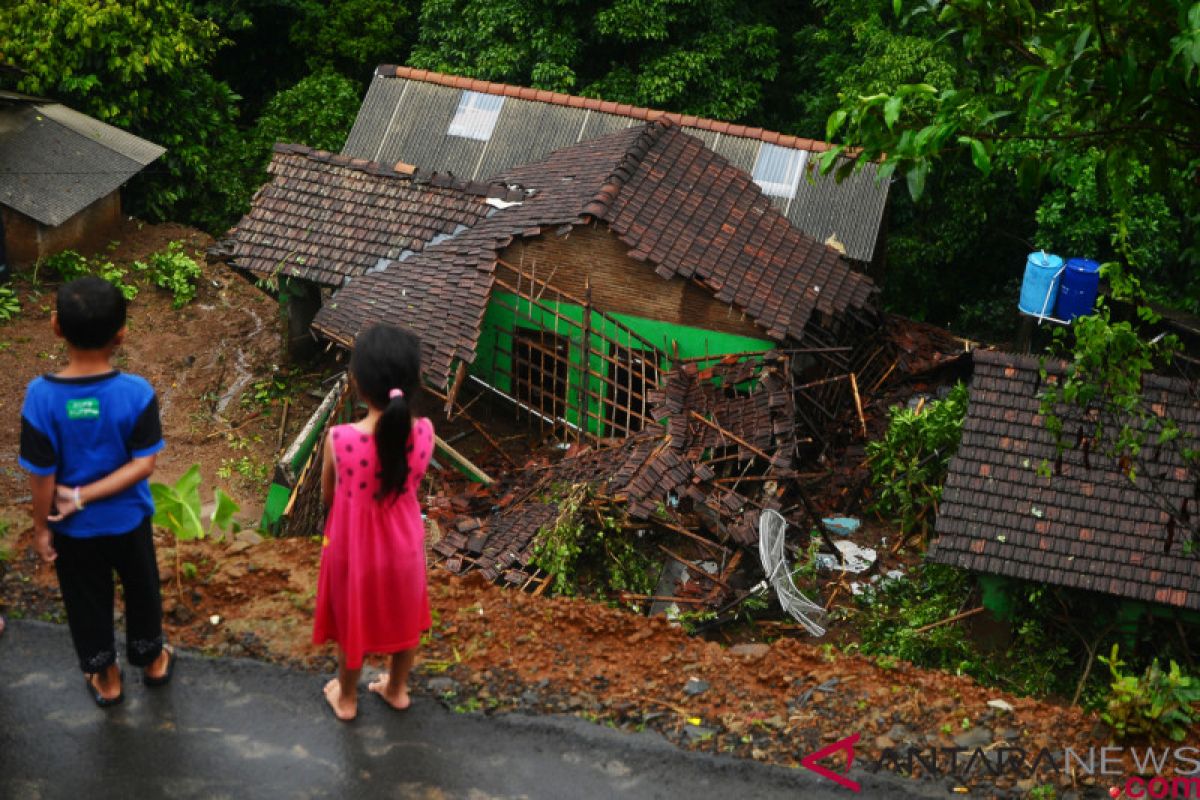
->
[389,388,404,400]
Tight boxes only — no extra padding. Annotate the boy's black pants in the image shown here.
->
[53,516,164,674]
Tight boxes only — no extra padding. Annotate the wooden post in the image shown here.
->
[578,278,593,442]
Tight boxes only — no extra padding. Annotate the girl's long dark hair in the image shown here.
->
[350,325,422,499]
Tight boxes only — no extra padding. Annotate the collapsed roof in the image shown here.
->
[432,352,801,590]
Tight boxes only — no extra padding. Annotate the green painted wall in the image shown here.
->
[472,291,773,435]
[978,573,1200,631]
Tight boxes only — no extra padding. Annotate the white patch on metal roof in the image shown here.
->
[751,142,807,200]
[447,91,504,141]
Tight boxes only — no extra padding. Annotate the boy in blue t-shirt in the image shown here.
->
[20,277,175,707]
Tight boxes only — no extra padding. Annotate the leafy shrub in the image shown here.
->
[0,286,21,322]
[133,242,203,308]
[1099,645,1200,742]
[41,250,91,282]
[866,382,968,537]
[531,482,656,599]
[853,561,1075,698]
[41,250,138,300]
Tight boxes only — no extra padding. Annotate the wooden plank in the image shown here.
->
[434,433,494,485]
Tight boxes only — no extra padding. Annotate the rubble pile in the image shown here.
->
[431,352,810,607]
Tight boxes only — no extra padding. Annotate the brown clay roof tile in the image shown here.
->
[932,349,1200,611]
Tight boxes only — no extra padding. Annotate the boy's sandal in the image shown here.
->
[85,670,124,708]
[143,645,176,688]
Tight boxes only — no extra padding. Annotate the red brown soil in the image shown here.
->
[0,222,1170,798]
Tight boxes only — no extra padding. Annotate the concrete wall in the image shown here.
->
[2,191,122,269]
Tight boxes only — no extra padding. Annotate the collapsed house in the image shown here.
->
[433,352,802,596]
[0,90,164,270]
[343,65,891,271]
[311,120,887,447]
[224,120,892,608]
[933,349,1200,616]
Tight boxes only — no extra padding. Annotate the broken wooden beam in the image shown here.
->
[434,434,494,485]
[688,410,773,463]
[849,372,868,438]
[912,606,985,634]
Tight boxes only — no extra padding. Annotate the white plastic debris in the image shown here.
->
[758,510,827,636]
[815,540,877,574]
[987,699,1015,713]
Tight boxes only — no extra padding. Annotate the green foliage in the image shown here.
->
[1099,645,1200,742]
[151,465,241,543]
[1033,150,1187,310]
[531,483,657,599]
[290,0,415,76]
[866,382,968,537]
[133,242,203,308]
[1036,306,1199,554]
[411,0,782,120]
[823,0,1200,317]
[0,286,21,323]
[252,70,362,154]
[793,0,1037,333]
[41,251,91,283]
[0,0,240,227]
[853,562,1074,698]
[40,251,138,300]
[217,456,271,490]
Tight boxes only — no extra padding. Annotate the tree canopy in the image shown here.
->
[2,0,1195,337]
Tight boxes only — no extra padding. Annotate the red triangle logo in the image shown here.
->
[800,733,861,792]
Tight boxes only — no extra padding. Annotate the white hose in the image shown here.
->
[758,509,828,636]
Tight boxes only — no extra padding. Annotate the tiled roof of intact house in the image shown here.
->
[312,121,878,389]
[932,349,1200,611]
[342,66,890,263]
[222,143,525,287]
[0,95,164,226]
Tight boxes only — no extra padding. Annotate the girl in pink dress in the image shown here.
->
[313,324,433,721]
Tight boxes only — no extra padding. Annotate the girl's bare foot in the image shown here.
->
[367,673,411,711]
[323,678,357,721]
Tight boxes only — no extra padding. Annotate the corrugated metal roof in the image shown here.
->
[0,103,163,227]
[342,70,890,262]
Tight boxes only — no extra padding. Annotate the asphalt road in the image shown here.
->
[0,619,951,799]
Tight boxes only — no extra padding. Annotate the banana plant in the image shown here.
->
[151,464,240,595]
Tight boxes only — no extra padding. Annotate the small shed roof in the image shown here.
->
[222,143,520,287]
[342,66,890,263]
[932,349,1200,611]
[314,121,877,389]
[0,96,164,226]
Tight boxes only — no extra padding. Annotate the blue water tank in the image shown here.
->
[1018,252,1064,317]
[1055,258,1101,321]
